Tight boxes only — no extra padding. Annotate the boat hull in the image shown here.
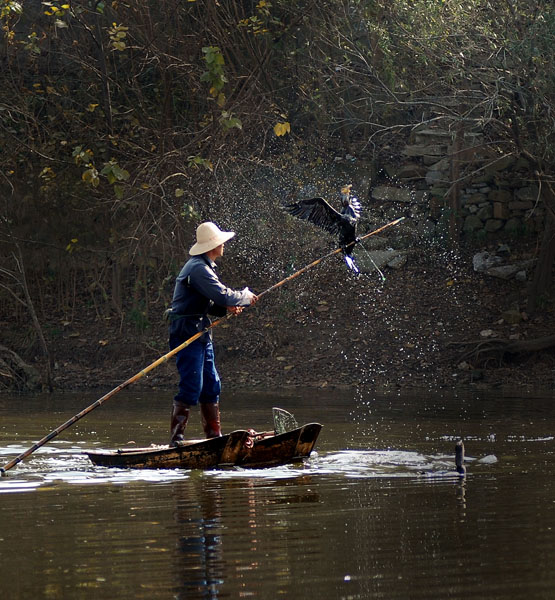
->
[85,423,322,470]
[236,423,322,468]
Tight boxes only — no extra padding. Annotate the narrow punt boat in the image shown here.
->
[85,411,322,470]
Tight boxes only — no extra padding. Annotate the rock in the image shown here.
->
[504,217,522,232]
[429,187,448,198]
[425,170,446,185]
[428,158,450,171]
[387,254,408,269]
[477,205,493,220]
[416,219,438,238]
[515,186,539,202]
[484,155,516,173]
[468,193,487,205]
[371,185,413,203]
[412,190,429,203]
[473,251,503,272]
[508,200,533,210]
[414,129,453,144]
[404,144,447,158]
[356,249,406,273]
[480,329,496,337]
[488,189,512,203]
[393,163,427,180]
[486,264,521,279]
[463,215,483,232]
[486,259,535,280]
[493,202,510,219]
[484,219,504,232]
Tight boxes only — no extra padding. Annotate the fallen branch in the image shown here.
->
[449,335,555,367]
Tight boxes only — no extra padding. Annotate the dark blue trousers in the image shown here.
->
[169,335,221,407]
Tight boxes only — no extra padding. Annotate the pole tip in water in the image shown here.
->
[0,467,6,477]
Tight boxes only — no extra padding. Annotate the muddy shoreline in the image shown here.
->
[25,246,554,397]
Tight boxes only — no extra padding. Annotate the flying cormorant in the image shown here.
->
[284,185,362,273]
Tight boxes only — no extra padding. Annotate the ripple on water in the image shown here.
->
[1,441,495,492]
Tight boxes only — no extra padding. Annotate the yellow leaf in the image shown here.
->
[86,103,98,112]
[274,121,291,137]
[141,183,150,189]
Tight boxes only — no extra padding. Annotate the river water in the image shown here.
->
[1,388,554,599]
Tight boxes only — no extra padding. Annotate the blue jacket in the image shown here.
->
[170,255,251,341]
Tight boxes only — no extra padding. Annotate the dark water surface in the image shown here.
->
[1,388,554,599]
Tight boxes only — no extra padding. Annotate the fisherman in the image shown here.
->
[168,222,257,446]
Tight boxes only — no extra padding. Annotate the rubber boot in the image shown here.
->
[170,404,190,447]
[200,403,222,438]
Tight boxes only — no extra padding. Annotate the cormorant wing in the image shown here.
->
[284,197,343,236]
[347,197,362,219]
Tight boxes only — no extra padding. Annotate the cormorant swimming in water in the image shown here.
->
[284,185,362,273]
[455,439,466,476]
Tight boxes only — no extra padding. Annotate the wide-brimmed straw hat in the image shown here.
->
[189,222,236,256]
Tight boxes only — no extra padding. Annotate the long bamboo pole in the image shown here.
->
[0,216,404,475]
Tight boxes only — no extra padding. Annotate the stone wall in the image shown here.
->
[372,126,544,239]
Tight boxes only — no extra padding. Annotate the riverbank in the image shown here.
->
[29,241,554,395]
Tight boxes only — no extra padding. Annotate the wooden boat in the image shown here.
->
[85,422,322,470]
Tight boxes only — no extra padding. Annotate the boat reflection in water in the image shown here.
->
[170,473,321,598]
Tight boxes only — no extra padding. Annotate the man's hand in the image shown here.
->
[244,288,258,305]
[227,305,244,315]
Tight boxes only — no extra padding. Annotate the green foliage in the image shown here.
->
[219,111,242,131]
[100,160,130,185]
[201,46,227,106]
[187,155,213,171]
[108,23,128,52]
[1,0,22,20]
[237,0,282,36]
[72,146,94,166]
[1,0,554,322]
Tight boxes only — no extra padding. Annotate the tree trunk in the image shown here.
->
[448,122,464,248]
[15,245,54,391]
[527,183,555,313]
